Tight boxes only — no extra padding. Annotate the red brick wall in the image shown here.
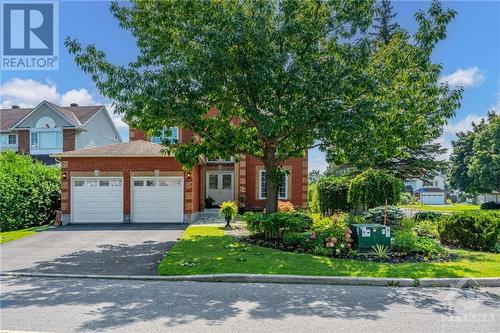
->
[241,155,307,209]
[63,129,76,151]
[129,128,148,141]
[17,130,30,154]
[60,157,200,217]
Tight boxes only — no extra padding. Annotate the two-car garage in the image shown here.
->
[58,140,199,225]
[71,176,184,223]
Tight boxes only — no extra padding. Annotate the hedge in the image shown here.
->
[348,168,402,209]
[315,176,351,215]
[439,211,500,251]
[0,152,60,231]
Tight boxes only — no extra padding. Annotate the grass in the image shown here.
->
[398,203,480,213]
[0,225,50,244]
[158,225,500,278]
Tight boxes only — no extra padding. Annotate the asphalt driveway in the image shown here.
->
[0,224,186,276]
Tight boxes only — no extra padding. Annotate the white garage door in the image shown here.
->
[132,177,184,223]
[72,177,123,223]
[421,193,445,205]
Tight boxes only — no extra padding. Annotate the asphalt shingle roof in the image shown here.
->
[58,140,167,157]
[0,102,104,130]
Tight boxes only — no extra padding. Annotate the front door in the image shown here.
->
[206,172,234,206]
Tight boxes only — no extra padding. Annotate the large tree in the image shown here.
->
[449,112,499,193]
[66,0,461,213]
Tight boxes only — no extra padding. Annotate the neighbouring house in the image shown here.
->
[404,174,446,205]
[54,127,308,224]
[478,192,500,204]
[0,100,122,165]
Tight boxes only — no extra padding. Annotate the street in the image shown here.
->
[0,276,498,333]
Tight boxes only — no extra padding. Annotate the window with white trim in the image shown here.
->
[8,134,17,145]
[259,170,288,200]
[151,127,179,144]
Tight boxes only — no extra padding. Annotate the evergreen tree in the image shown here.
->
[371,0,400,44]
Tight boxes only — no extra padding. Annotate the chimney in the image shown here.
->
[11,105,20,109]
[70,103,79,107]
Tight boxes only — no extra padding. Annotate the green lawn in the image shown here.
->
[158,225,500,278]
[398,203,480,213]
[0,226,50,244]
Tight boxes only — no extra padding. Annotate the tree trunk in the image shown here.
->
[263,148,280,214]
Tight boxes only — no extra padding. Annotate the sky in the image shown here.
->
[1,0,499,172]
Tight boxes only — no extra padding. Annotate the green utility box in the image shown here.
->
[349,224,391,252]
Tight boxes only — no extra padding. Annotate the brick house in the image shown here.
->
[56,127,308,224]
[0,100,122,165]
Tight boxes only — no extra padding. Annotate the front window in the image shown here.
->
[8,134,16,145]
[151,127,179,144]
[30,130,62,150]
[259,170,288,200]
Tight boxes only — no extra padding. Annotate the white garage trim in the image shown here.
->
[131,176,184,223]
[71,177,124,223]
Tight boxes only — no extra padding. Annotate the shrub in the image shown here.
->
[414,220,439,238]
[282,232,306,247]
[398,192,415,205]
[316,176,351,215]
[244,212,312,239]
[309,213,353,256]
[392,230,445,256]
[348,169,403,209]
[439,211,500,251]
[278,201,295,212]
[480,201,500,210]
[363,206,403,226]
[308,182,320,214]
[0,152,60,231]
[414,211,442,222]
[399,218,416,231]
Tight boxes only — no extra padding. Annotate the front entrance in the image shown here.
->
[206,171,234,206]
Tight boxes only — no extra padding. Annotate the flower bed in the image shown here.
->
[239,212,455,263]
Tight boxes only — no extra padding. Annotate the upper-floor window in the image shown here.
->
[259,170,288,200]
[207,157,234,163]
[31,129,62,150]
[151,127,179,144]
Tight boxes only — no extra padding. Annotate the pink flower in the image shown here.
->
[346,243,351,248]
[310,233,317,240]
[331,237,337,244]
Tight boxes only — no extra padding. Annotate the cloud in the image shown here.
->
[439,67,485,88]
[443,114,483,135]
[0,78,130,141]
[0,78,96,108]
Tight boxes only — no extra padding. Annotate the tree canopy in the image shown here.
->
[66,0,461,212]
[449,112,499,194]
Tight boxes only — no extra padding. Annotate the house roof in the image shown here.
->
[55,140,170,157]
[0,107,32,130]
[415,187,445,193]
[0,102,104,130]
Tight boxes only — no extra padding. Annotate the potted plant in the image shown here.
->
[238,194,246,214]
[219,201,238,230]
[205,196,215,208]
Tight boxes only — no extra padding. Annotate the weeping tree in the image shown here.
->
[66,0,461,213]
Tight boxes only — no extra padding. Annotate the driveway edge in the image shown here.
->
[2,272,499,287]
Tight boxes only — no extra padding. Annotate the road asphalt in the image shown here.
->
[1,276,498,333]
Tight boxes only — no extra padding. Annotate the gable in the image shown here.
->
[76,109,122,149]
[15,103,76,128]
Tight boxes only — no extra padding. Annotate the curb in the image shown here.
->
[2,272,499,287]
